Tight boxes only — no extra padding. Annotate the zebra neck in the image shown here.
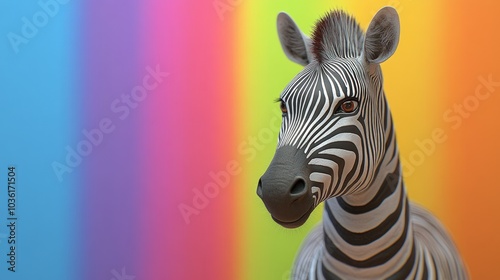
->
[320,157,415,278]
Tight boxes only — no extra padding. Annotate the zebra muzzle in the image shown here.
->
[257,146,315,228]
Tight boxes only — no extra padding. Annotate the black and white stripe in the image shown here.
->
[279,59,382,206]
[270,7,467,280]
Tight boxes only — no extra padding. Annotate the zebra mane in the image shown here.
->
[311,10,364,63]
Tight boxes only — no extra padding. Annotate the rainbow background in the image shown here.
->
[1,1,499,279]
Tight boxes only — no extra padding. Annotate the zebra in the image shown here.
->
[256,6,468,279]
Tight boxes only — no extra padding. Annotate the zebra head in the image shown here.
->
[257,7,400,228]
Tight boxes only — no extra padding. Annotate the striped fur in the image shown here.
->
[311,11,364,62]
[268,8,468,279]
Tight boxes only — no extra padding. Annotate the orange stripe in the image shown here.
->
[443,1,500,278]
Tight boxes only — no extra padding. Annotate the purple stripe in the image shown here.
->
[82,1,143,279]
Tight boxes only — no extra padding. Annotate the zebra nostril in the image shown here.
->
[290,178,307,196]
[257,179,263,198]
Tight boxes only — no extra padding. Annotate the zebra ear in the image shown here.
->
[364,7,400,64]
[277,12,312,66]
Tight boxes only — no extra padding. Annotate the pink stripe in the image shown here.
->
[141,1,238,279]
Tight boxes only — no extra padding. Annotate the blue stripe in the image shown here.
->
[0,1,81,279]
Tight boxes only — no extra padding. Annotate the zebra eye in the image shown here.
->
[280,101,288,115]
[337,99,359,114]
